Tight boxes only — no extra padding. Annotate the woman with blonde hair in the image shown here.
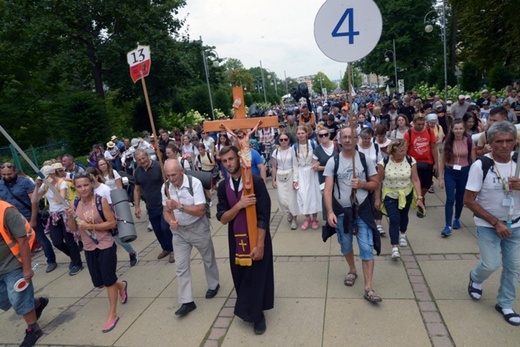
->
[375,139,424,259]
[293,124,322,230]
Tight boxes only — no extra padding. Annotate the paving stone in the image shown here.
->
[426,322,449,336]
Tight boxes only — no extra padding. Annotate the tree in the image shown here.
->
[460,61,482,92]
[488,64,513,91]
[340,68,363,91]
[451,0,520,77]
[356,0,440,92]
[311,72,335,95]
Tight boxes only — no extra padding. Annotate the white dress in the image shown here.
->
[293,141,322,215]
[273,147,300,216]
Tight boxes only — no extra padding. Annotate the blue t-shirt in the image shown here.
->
[0,176,34,220]
[251,149,264,176]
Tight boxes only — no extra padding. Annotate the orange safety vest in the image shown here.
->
[0,201,36,263]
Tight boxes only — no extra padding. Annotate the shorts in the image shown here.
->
[85,244,118,288]
[0,268,35,315]
[416,162,434,190]
[335,215,374,260]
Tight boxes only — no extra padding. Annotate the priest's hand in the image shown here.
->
[250,244,264,261]
[238,194,256,209]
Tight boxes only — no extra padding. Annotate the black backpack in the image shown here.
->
[73,195,118,236]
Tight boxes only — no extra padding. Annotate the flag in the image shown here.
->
[386,84,390,96]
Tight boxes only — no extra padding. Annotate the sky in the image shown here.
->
[177,0,356,83]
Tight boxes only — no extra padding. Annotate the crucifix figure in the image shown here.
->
[220,120,262,189]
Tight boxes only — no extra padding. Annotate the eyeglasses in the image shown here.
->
[318,133,329,138]
[279,138,289,142]
[201,132,206,135]
[0,163,14,169]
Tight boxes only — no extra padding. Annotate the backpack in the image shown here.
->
[165,175,211,219]
[293,140,316,153]
[197,152,212,169]
[479,154,518,182]
[73,195,118,236]
[332,151,370,200]
[382,155,413,169]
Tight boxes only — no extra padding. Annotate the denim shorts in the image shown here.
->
[335,215,374,260]
[0,267,36,315]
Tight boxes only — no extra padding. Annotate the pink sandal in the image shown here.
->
[301,219,311,230]
[311,220,319,230]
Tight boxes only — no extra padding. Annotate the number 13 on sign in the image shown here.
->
[127,45,151,83]
[314,0,382,63]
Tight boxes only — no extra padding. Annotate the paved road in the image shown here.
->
[1,184,520,346]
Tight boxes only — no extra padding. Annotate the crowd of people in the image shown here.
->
[2,84,520,346]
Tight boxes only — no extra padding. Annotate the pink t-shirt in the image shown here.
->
[75,197,114,251]
[446,138,472,167]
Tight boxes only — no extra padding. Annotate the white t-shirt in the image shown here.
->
[357,143,382,170]
[41,180,68,212]
[103,170,121,191]
[466,155,520,228]
[94,183,112,204]
[202,137,215,153]
[323,152,377,207]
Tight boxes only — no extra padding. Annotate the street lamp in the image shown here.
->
[383,39,398,96]
[259,60,267,105]
[200,36,219,120]
[424,1,448,102]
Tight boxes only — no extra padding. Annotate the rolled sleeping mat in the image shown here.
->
[185,170,212,190]
[110,189,137,242]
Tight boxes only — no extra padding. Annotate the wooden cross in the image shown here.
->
[204,86,278,252]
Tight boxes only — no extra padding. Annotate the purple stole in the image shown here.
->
[225,179,252,266]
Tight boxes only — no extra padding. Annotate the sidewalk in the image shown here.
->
[1,184,520,346]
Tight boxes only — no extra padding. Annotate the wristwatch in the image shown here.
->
[179,204,185,213]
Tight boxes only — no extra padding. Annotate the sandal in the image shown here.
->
[495,304,520,326]
[301,218,311,230]
[364,288,382,303]
[102,316,120,333]
[344,271,358,287]
[467,273,482,300]
[119,281,128,304]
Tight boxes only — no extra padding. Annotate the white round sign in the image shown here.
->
[314,0,383,63]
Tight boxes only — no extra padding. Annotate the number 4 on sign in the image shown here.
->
[331,8,360,44]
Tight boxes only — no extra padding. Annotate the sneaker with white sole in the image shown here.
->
[399,234,408,247]
[391,247,400,259]
[377,225,385,235]
[290,220,297,230]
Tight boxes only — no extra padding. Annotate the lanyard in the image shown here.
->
[491,155,512,193]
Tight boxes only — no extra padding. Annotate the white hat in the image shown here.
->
[106,141,115,149]
[40,165,55,178]
[51,162,65,171]
[131,138,139,147]
[111,135,117,141]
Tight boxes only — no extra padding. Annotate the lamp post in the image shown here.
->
[284,70,288,94]
[384,39,398,96]
[200,36,219,120]
[424,1,448,102]
[259,60,267,105]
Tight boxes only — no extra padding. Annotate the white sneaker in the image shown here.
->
[147,222,153,232]
[290,220,298,230]
[399,234,408,247]
[287,212,293,223]
[391,247,400,259]
[377,225,385,235]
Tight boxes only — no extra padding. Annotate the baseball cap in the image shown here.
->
[458,95,465,100]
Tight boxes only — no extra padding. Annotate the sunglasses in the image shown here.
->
[0,163,14,169]
[318,133,329,138]
[279,138,289,142]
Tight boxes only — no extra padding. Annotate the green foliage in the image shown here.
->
[58,92,108,156]
[357,0,440,93]
[451,0,520,77]
[414,82,506,102]
[312,72,336,95]
[488,64,514,91]
[340,68,362,91]
[460,62,482,92]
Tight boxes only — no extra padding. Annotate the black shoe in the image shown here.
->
[254,314,266,335]
[35,297,49,320]
[20,328,43,347]
[45,262,57,273]
[205,284,220,299]
[69,265,83,276]
[175,302,196,317]
[129,253,139,267]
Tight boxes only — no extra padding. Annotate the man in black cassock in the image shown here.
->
[216,146,274,335]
